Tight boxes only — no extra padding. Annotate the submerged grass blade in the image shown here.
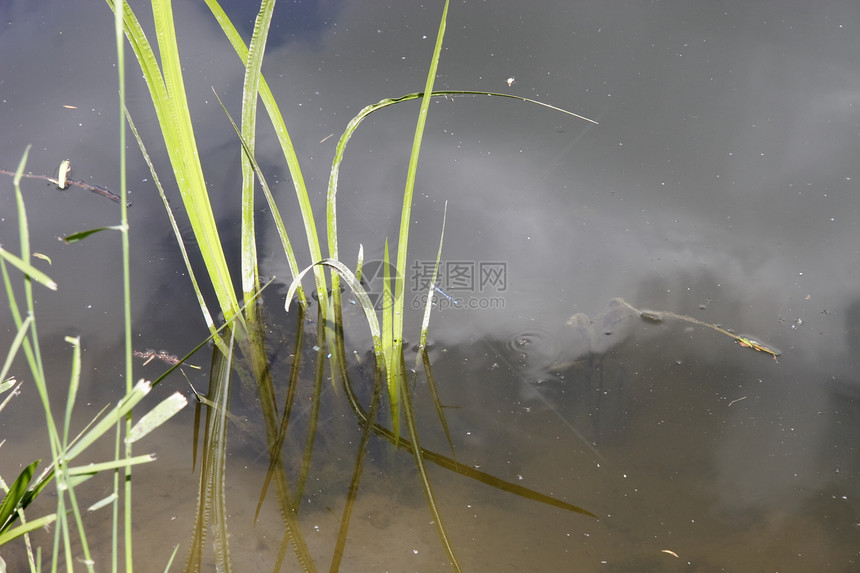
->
[400,352,462,571]
[329,359,384,572]
[421,349,456,460]
[185,334,234,573]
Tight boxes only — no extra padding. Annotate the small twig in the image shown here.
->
[0,166,125,205]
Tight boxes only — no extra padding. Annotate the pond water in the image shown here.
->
[2,0,859,571]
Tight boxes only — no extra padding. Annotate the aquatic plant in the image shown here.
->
[106,0,599,570]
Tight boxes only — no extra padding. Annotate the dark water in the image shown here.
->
[2,0,859,570]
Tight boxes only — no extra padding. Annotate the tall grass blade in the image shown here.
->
[381,240,399,437]
[107,0,240,324]
[212,89,308,309]
[202,0,329,303]
[392,0,450,356]
[237,0,276,315]
[124,108,228,353]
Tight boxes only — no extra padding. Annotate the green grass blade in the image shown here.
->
[0,460,39,535]
[124,108,229,352]
[0,317,32,392]
[152,0,239,321]
[63,381,152,462]
[392,0,450,352]
[202,0,329,303]
[126,392,188,444]
[0,248,57,291]
[381,240,399,437]
[109,0,240,324]
[60,225,125,244]
[212,90,309,309]
[67,455,157,477]
[61,336,81,448]
[0,514,57,547]
[237,0,276,312]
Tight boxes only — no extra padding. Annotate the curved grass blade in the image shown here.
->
[285,260,382,355]
[325,88,596,256]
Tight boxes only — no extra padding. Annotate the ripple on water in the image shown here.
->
[505,328,566,378]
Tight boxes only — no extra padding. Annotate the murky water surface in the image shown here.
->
[2,0,859,570]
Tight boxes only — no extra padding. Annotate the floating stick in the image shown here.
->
[612,298,780,359]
